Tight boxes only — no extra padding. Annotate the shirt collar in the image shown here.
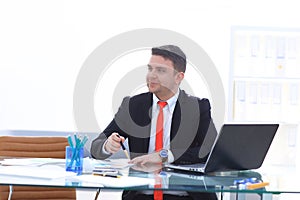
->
[152,89,180,113]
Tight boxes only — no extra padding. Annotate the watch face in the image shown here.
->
[160,149,168,158]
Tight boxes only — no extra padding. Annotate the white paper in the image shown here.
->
[75,174,155,188]
[106,158,133,169]
[0,158,65,166]
[0,165,77,179]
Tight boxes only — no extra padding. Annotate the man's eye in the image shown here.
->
[157,68,165,73]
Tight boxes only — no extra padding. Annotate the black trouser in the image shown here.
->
[122,191,218,200]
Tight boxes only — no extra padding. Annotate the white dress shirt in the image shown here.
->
[148,90,180,163]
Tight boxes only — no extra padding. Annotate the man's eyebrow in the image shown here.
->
[148,63,169,68]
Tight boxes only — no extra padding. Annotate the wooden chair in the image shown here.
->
[0,136,76,200]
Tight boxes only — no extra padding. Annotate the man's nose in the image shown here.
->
[147,71,156,78]
[148,69,159,77]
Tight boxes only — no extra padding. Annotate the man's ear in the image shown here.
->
[175,72,185,85]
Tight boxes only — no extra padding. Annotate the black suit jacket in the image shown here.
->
[91,90,215,164]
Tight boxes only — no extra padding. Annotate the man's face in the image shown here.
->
[146,55,184,100]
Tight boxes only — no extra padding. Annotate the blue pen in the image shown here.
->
[67,135,74,148]
[116,134,130,159]
[74,133,81,148]
[79,135,88,148]
[68,133,84,171]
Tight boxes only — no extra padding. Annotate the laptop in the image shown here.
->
[165,124,279,173]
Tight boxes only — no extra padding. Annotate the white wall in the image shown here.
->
[0,0,299,132]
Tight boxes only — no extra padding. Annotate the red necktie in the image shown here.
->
[155,101,168,151]
[154,101,167,200]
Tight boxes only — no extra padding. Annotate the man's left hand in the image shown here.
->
[129,152,162,165]
[131,163,163,172]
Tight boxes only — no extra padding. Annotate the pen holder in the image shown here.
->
[65,146,84,174]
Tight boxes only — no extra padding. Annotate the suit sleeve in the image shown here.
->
[90,97,130,159]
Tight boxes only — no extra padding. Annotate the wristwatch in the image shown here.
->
[159,149,168,163]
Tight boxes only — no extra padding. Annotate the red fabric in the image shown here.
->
[154,101,167,200]
[154,172,163,200]
[155,101,168,151]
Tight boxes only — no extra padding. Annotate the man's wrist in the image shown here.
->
[102,140,112,155]
[159,149,168,163]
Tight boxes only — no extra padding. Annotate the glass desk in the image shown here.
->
[0,161,299,200]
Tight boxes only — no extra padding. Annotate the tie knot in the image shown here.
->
[157,101,168,109]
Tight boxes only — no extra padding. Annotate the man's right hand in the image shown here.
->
[104,132,125,154]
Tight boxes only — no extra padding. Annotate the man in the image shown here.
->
[91,45,217,200]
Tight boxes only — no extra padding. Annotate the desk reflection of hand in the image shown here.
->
[131,163,163,173]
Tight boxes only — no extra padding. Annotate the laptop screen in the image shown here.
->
[204,124,279,173]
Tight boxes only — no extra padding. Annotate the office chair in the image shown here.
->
[0,136,76,200]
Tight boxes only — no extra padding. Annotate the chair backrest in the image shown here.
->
[0,136,76,200]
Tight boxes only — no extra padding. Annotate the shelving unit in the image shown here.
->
[229,27,300,167]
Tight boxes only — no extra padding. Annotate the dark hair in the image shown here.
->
[151,45,186,73]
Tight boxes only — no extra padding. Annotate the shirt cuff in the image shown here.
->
[102,140,112,155]
[167,150,174,163]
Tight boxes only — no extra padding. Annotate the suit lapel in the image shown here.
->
[128,92,153,155]
[170,90,200,151]
[141,93,152,153]
[170,90,185,140]
[170,100,181,141]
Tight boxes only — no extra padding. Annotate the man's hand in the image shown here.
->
[104,132,125,154]
[128,152,162,165]
[131,163,163,172]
